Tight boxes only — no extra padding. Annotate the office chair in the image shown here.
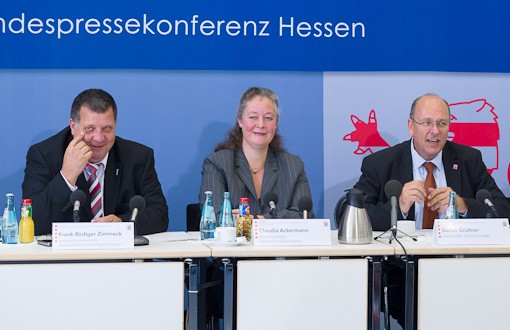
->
[186,203,202,232]
[334,193,348,229]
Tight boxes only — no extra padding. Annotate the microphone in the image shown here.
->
[297,196,313,219]
[384,180,403,235]
[476,189,499,218]
[129,195,149,246]
[263,192,279,219]
[130,195,145,222]
[70,189,86,223]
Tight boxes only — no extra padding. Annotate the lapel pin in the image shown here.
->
[453,164,458,170]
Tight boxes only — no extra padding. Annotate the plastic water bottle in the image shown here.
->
[19,199,35,243]
[218,192,234,227]
[3,193,19,244]
[443,191,459,219]
[200,191,216,240]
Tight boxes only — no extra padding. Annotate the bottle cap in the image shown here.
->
[240,197,250,202]
[22,199,32,204]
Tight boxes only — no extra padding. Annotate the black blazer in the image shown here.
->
[199,149,314,219]
[354,140,510,230]
[22,127,169,235]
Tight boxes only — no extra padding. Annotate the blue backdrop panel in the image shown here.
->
[0,71,323,231]
[1,1,509,72]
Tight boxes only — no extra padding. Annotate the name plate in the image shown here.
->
[252,219,331,246]
[432,218,510,245]
[52,222,134,250]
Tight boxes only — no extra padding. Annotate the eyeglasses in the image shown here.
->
[410,117,449,128]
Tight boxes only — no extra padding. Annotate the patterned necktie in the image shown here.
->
[85,163,103,219]
[422,162,438,229]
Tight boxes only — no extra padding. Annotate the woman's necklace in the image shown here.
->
[250,167,259,175]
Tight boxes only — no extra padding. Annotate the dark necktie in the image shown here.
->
[85,163,103,219]
[422,162,438,229]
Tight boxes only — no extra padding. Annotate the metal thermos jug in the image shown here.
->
[337,189,373,244]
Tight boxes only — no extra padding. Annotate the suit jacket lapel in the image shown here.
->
[401,140,416,218]
[235,150,258,200]
[261,151,278,196]
[104,145,121,215]
[442,142,461,191]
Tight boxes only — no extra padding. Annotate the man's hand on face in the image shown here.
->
[61,132,92,185]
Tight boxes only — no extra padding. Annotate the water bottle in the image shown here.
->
[1,206,7,242]
[218,192,234,227]
[443,191,459,219]
[200,191,216,240]
[3,193,19,244]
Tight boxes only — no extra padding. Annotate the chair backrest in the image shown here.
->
[186,203,202,232]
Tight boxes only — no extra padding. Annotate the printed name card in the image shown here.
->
[432,218,510,245]
[52,222,134,250]
[252,219,331,246]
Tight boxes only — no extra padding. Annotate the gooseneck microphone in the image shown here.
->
[130,195,146,221]
[70,189,86,223]
[263,192,279,219]
[384,180,403,239]
[298,196,313,219]
[129,195,149,246]
[476,189,500,218]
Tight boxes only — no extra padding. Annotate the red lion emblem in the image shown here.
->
[344,99,509,184]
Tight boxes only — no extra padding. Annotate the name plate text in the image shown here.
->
[52,222,134,250]
[252,219,331,246]
[432,218,510,245]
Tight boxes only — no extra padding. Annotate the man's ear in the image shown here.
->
[69,118,76,136]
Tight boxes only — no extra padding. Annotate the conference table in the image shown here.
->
[0,231,395,330]
[4,229,505,330]
[208,231,395,330]
[0,232,209,330]
[389,230,510,330]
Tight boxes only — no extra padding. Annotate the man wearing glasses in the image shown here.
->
[352,93,510,328]
[354,93,509,231]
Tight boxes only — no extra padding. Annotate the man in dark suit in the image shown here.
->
[353,93,510,328]
[22,89,168,236]
[354,93,510,230]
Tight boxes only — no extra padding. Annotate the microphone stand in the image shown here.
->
[133,225,149,246]
[374,225,417,244]
[131,208,149,246]
[73,211,80,223]
[374,196,417,243]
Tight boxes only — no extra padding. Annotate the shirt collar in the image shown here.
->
[93,153,109,168]
[410,138,443,171]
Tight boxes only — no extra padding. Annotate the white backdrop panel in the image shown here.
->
[324,72,510,223]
